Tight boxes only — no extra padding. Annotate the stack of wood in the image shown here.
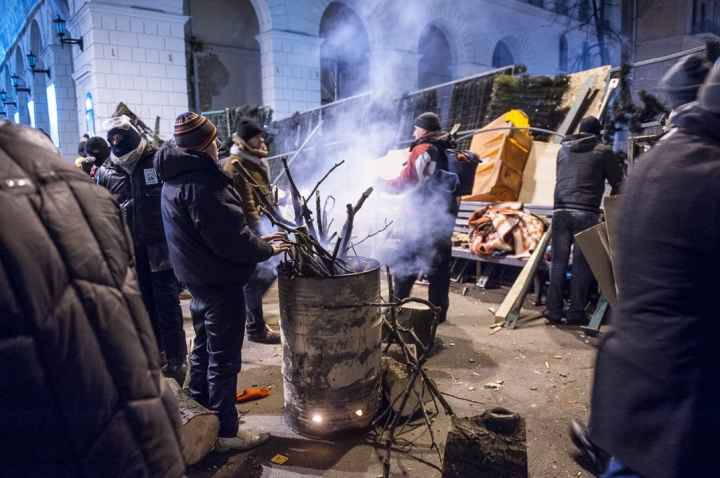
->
[233,156,381,277]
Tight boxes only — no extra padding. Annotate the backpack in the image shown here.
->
[431,149,479,196]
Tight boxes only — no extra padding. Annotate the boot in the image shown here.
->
[215,428,270,452]
[163,356,188,386]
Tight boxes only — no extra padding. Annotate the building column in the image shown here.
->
[67,3,189,146]
[43,43,80,160]
[255,30,322,120]
[367,49,421,97]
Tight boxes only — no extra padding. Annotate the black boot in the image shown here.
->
[570,420,609,474]
[163,356,188,386]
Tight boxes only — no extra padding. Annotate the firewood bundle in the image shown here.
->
[232,156,380,277]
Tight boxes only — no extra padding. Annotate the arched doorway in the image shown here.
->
[319,2,370,104]
[187,0,262,111]
[492,40,514,68]
[417,24,452,89]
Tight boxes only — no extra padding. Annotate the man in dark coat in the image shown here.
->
[587,66,720,478]
[96,115,187,383]
[77,132,89,157]
[375,112,457,323]
[155,112,291,452]
[0,120,185,477]
[80,135,110,178]
[545,116,623,325]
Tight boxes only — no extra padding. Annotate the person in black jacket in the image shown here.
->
[0,120,185,477]
[96,115,187,383]
[586,67,720,478]
[77,132,89,157]
[155,112,291,452]
[375,112,457,323]
[79,136,110,178]
[545,116,623,325]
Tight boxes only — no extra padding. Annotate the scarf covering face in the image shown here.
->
[104,115,142,154]
[110,137,148,175]
[231,133,270,177]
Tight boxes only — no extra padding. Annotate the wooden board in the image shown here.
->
[517,141,560,206]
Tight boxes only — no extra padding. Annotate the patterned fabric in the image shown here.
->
[468,202,545,258]
[174,112,217,150]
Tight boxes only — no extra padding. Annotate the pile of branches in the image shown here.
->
[232,156,391,277]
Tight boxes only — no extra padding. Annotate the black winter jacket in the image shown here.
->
[553,133,623,213]
[96,143,167,246]
[589,106,720,478]
[0,121,185,477]
[154,145,274,287]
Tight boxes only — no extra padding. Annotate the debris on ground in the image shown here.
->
[271,454,289,465]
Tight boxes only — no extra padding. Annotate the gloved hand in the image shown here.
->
[80,157,95,173]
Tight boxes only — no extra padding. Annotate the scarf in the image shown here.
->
[110,138,148,175]
[231,133,270,176]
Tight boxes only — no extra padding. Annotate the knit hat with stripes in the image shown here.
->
[174,112,217,150]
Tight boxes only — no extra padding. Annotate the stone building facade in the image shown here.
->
[0,0,623,160]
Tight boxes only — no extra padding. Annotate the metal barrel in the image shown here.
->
[277,258,382,439]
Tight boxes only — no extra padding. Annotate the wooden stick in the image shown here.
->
[281,155,304,225]
[315,190,324,243]
[308,160,345,198]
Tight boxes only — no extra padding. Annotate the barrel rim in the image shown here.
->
[277,257,381,279]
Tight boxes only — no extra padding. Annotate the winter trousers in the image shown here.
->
[244,256,278,336]
[393,234,453,323]
[546,211,599,323]
[134,245,187,361]
[187,281,247,438]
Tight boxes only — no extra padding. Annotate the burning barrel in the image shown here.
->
[277,258,382,439]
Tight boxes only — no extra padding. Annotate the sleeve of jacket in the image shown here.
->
[381,144,431,194]
[603,147,624,189]
[223,159,262,232]
[188,179,273,264]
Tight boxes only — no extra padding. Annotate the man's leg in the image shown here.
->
[602,458,646,478]
[187,287,209,408]
[151,268,188,362]
[134,245,163,352]
[567,212,600,324]
[428,236,452,323]
[244,260,279,343]
[546,212,572,322]
[194,282,246,439]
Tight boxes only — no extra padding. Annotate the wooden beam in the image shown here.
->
[494,226,552,328]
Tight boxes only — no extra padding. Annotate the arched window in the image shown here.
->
[581,42,591,70]
[492,41,514,68]
[27,99,35,127]
[46,83,60,147]
[418,25,453,89]
[85,94,95,136]
[559,35,568,71]
[319,2,370,104]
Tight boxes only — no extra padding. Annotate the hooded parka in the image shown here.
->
[154,144,273,287]
[589,106,720,478]
[0,120,185,477]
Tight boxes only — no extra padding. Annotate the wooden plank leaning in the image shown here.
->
[494,225,552,329]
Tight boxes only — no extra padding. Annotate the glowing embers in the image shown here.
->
[355,409,363,417]
[312,414,323,423]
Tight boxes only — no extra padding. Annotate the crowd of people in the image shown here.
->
[2,51,720,478]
